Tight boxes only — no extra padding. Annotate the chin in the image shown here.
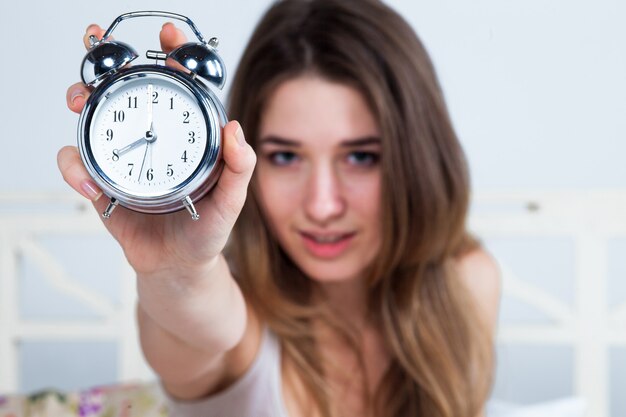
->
[298,262,364,284]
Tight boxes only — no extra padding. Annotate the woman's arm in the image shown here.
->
[59,22,261,403]
[136,255,248,391]
[136,258,263,401]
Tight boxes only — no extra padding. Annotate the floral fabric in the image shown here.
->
[0,382,168,417]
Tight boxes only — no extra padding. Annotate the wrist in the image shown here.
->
[133,248,222,277]
[136,254,225,295]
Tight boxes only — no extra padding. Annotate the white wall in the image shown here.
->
[1,0,624,192]
[0,0,624,415]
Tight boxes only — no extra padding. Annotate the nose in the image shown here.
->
[303,162,346,225]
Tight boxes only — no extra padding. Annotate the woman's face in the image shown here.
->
[256,75,382,283]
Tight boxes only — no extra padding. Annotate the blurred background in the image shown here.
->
[0,1,624,416]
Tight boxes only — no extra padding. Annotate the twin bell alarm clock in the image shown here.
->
[77,11,227,221]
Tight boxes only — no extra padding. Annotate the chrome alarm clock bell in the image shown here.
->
[77,11,228,221]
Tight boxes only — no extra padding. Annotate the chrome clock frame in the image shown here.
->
[77,65,226,218]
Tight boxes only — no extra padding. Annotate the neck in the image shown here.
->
[311,278,391,409]
[315,278,370,331]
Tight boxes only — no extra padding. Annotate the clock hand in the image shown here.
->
[115,136,147,157]
[149,140,154,180]
[115,129,158,159]
[138,142,149,183]
[148,84,154,132]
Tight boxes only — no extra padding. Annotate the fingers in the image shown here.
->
[57,146,103,202]
[69,24,104,113]
[160,22,188,53]
[83,24,106,49]
[210,121,257,221]
[160,23,189,72]
[82,22,186,53]
[66,82,92,114]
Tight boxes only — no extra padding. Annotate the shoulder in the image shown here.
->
[454,248,502,332]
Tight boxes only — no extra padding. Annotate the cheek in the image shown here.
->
[351,177,383,262]
[344,173,382,223]
[256,170,302,229]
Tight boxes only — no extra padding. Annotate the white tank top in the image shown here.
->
[161,328,290,417]
[161,329,511,417]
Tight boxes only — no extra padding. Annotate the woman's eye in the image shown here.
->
[346,151,379,167]
[268,151,299,166]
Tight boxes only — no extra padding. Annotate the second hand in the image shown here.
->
[138,142,149,183]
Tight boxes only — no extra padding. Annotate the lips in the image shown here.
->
[300,231,356,259]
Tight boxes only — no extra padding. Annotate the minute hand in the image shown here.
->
[147,84,153,131]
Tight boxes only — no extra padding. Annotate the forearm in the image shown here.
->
[136,255,247,362]
[137,302,229,386]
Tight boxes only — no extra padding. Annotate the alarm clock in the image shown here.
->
[77,11,227,221]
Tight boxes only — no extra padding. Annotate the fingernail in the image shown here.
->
[70,90,85,106]
[80,180,103,201]
[234,123,246,147]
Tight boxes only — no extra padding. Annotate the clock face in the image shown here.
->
[88,74,209,197]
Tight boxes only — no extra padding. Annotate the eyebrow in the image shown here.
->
[259,135,381,147]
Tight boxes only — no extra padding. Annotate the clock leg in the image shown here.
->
[102,198,119,219]
[182,196,200,221]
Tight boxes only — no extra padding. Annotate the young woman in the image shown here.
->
[59,1,501,416]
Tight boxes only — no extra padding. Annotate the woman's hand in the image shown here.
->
[58,23,257,276]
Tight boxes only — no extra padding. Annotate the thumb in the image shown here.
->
[208,121,257,223]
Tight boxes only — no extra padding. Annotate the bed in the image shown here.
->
[0,382,166,417]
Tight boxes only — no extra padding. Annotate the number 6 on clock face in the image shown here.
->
[77,11,227,220]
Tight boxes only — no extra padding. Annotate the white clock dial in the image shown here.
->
[89,75,208,197]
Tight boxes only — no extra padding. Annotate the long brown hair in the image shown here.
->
[225,1,494,416]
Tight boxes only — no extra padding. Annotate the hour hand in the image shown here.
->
[115,136,147,158]
[115,130,157,157]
